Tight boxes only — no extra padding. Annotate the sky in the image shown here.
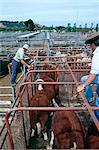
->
[0,0,99,27]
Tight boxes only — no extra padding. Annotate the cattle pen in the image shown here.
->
[0,31,99,149]
[1,59,99,149]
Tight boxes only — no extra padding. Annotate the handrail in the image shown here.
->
[25,69,90,80]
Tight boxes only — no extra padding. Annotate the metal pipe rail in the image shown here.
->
[30,55,91,59]
[30,61,91,65]
[24,69,90,83]
[30,60,91,63]
[32,68,89,71]
[5,106,99,150]
[25,69,89,76]
[19,81,81,86]
[31,55,67,58]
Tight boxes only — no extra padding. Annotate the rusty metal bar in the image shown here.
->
[30,55,90,59]
[26,69,89,73]
[19,81,81,87]
[5,111,14,150]
[5,106,99,112]
[29,54,64,59]
[31,61,91,64]
[24,69,90,83]
[25,69,89,79]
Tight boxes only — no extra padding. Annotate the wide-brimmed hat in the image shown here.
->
[23,44,29,51]
[85,32,99,44]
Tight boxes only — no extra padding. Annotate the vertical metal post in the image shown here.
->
[11,85,16,101]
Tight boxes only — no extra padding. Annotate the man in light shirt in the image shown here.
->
[11,44,31,84]
[77,32,99,120]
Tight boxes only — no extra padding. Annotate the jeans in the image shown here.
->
[81,75,99,122]
[96,84,99,96]
[81,75,99,102]
[90,97,99,122]
[11,59,20,84]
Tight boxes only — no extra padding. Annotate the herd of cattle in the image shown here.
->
[0,47,98,149]
[24,52,99,149]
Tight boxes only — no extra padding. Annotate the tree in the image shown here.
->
[57,26,65,31]
[96,24,98,32]
[67,23,71,32]
[85,23,87,29]
[73,23,77,32]
[78,24,82,32]
[91,22,93,31]
[84,23,88,32]
[24,19,35,31]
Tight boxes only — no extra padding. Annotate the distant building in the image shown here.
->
[0,23,6,28]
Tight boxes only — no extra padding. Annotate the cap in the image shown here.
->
[23,44,29,51]
[85,32,99,44]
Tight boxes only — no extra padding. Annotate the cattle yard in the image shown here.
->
[0,31,99,149]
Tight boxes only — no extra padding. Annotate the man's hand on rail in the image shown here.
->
[27,64,33,71]
[77,84,85,92]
